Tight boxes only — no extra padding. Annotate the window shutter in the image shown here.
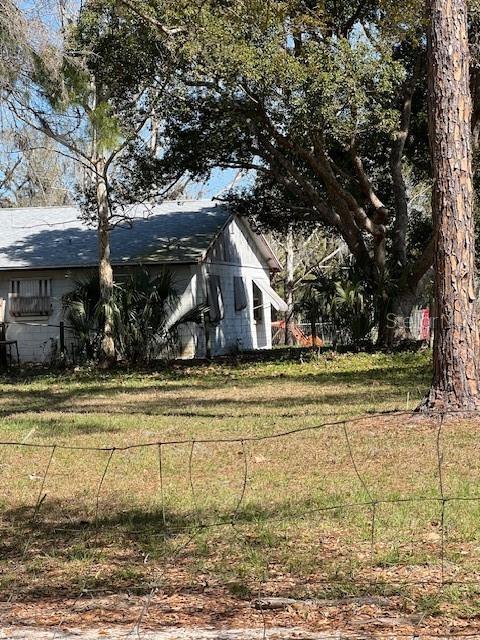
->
[207,275,224,322]
[234,277,247,311]
[8,278,52,316]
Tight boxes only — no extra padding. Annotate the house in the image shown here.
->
[0,200,287,363]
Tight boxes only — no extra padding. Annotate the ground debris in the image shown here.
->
[253,596,392,610]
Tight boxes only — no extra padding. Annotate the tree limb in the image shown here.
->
[390,54,422,269]
[116,0,183,37]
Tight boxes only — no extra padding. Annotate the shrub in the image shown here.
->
[63,268,178,364]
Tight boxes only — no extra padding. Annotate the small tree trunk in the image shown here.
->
[284,226,295,346]
[150,111,160,154]
[422,0,480,412]
[96,157,116,367]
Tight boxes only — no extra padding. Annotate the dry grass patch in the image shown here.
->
[3,351,480,632]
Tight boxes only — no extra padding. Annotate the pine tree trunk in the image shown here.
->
[284,226,295,346]
[96,157,116,367]
[422,0,480,412]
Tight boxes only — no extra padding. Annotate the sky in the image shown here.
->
[13,0,252,203]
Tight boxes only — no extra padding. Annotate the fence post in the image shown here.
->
[59,321,65,357]
[0,322,6,369]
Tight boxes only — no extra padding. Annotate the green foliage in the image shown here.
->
[89,102,122,152]
[29,0,170,164]
[301,269,375,346]
[64,268,179,363]
[333,280,374,343]
[73,0,166,109]
[115,268,179,363]
[63,273,115,360]
[155,0,410,168]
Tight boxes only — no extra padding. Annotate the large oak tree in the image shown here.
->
[121,0,433,345]
[117,1,480,349]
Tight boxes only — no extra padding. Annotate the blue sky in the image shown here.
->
[15,0,251,203]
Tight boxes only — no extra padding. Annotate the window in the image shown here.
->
[252,282,263,323]
[207,275,224,323]
[9,278,52,317]
[233,277,247,311]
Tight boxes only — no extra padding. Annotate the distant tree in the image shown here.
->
[6,0,175,365]
[0,128,75,206]
[0,0,28,87]
[266,227,343,345]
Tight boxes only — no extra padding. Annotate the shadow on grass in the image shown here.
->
[0,488,455,605]
[0,494,361,580]
[1,494,341,552]
[0,360,431,425]
[0,497,292,599]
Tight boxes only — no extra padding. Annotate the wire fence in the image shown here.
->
[3,409,480,638]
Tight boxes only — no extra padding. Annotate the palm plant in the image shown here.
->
[63,275,110,360]
[63,268,178,364]
[116,269,178,363]
[333,280,373,344]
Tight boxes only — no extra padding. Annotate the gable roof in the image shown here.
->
[0,201,234,270]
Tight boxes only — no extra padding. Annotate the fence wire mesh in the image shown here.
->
[3,409,480,638]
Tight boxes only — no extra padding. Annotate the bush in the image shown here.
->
[63,268,178,364]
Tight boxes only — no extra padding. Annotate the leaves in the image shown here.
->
[64,268,179,364]
[89,102,123,152]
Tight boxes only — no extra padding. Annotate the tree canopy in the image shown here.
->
[111,0,434,343]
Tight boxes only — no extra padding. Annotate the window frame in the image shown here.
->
[8,278,53,317]
[252,281,264,324]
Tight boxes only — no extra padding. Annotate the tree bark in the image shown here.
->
[96,156,116,367]
[284,226,295,346]
[390,59,421,272]
[422,0,480,412]
[382,289,418,345]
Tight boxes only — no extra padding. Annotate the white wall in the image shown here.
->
[201,216,274,357]
[0,216,278,362]
[0,268,86,363]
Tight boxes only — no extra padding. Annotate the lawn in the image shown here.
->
[2,350,480,634]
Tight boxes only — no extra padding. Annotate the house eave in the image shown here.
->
[233,215,283,272]
[0,259,200,272]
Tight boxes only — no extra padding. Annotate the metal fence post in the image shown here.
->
[0,322,7,369]
[60,321,65,357]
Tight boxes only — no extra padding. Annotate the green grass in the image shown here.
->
[1,350,480,621]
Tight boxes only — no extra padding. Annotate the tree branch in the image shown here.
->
[116,0,183,37]
[390,54,422,269]
[350,143,386,211]
[340,0,371,36]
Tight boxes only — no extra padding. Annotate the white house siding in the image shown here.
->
[0,268,86,363]
[202,216,274,357]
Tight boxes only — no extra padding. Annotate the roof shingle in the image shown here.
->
[0,200,231,270]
